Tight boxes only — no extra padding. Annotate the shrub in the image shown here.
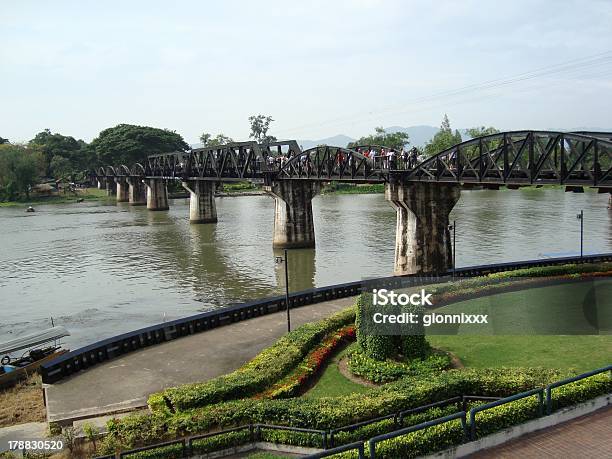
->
[347,345,452,384]
[547,372,612,412]
[190,429,252,454]
[151,307,356,413]
[122,443,184,459]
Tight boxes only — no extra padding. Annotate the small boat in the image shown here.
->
[0,326,70,388]
[26,206,35,213]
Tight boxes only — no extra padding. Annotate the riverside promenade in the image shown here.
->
[45,296,356,424]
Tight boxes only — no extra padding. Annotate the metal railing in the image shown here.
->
[94,364,611,459]
[305,441,366,458]
[469,388,544,440]
[545,364,612,414]
[42,253,612,384]
[118,439,186,458]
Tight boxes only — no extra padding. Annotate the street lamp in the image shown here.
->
[275,249,291,333]
[576,210,584,258]
[448,220,456,279]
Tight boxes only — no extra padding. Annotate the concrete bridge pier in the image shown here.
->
[105,178,116,196]
[264,181,321,249]
[386,182,461,275]
[145,179,169,211]
[97,177,105,190]
[116,178,129,203]
[127,177,147,206]
[181,180,217,223]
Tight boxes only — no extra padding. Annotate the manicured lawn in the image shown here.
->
[429,335,612,373]
[302,349,370,399]
[428,279,612,372]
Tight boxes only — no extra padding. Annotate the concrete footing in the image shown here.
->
[116,179,129,203]
[97,178,105,190]
[181,180,217,223]
[145,179,169,211]
[386,182,460,275]
[265,181,321,249]
[127,177,146,206]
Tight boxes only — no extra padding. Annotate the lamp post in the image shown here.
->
[576,210,584,258]
[448,220,456,279]
[275,249,291,332]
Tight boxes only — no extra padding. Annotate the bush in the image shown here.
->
[547,372,612,412]
[191,429,251,454]
[122,443,184,459]
[347,345,452,384]
[151,307,356,413]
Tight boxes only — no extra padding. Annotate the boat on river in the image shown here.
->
[0,326,70,388]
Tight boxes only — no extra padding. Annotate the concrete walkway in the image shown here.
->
[468,406,612,458]
[45,297,356,424]
[0,422,47,453]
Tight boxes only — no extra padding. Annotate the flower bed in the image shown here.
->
[257,325,356,399]
[148,307,356,414]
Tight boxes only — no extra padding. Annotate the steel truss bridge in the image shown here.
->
[94,131,612,189]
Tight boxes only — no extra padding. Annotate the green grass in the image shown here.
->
[427,279,612,372]
[321,183,384,194]
[428,335,612,373]
[0,187,108,207]
[302,348,370,399]
[244,452,294,459]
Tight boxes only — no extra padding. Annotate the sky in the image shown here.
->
[1,0,612,145]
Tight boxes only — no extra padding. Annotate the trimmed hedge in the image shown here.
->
[149,307,356,414]
[346,344,452,384]
[100,369,610,457]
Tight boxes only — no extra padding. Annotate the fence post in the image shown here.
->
[358,442,365,459]
[182,439,187,458]
[537,390,544,417]
[460,412,468,442]
[469,409,476,441]
[368,439,376,459]
[322,431,328,449]
[329,431,335,449]
[546,386,552,415]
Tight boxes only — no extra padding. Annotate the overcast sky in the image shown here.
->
[2,0,611,144]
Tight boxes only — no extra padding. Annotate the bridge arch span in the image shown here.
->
[406,130,612,187]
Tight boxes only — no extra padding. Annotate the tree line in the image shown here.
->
[0,114,497,201]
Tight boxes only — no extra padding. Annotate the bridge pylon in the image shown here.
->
[127,177,146,206]
[181,180,217,224]
[264,180,321,249]
[116,177,129,203]
[386,182,460,275]
[145,178,169,211]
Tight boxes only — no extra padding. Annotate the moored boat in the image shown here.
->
[0,326,70,388]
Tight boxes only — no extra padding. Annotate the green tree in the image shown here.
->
[90,124,189,166]
[29,129,84,176]
[423,114,462,157]
[50,155,72,180]
[248,115,277,145]
[0,144,44,200]
[199,132,234,146]
[348,127,410,150]
[466,126,500,138]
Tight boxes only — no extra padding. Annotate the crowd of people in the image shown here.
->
[206,145,423,176]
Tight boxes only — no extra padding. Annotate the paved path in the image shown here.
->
[45,297,356,424]
[0,422,47,453]
[468,406,612,458]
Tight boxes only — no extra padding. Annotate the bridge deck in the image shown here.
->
[44,296,356,424]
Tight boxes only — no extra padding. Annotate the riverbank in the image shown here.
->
[0,188,109,208]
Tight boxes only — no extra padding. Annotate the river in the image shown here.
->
[0,189,610,348]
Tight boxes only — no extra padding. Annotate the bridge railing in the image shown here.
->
[545,364,612,415]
